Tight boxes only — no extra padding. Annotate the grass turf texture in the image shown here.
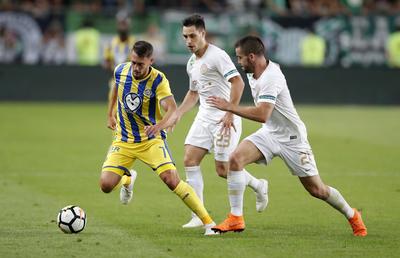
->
[0,103,399,258]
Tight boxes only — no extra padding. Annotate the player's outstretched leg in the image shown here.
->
[173,180,219,235]
[299,175,367,236]
[182,166,204,228]
[120,170,137,205]
[160,169,219,235]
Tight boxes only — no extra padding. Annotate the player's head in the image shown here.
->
[234,35,265,73]
[182,14,207,54]
[116,10,131,41]
[131,41,154,79]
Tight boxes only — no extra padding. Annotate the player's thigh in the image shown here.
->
[280,142,319,177]
[213,117,242,162]
[243,128,278,165]
[102,144,136,177]
[184,119,213,152]
[137,139,177,175]
[231,139,265,167]
[184,144,208,165]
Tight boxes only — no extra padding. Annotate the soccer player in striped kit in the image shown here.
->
[99,40,218,235]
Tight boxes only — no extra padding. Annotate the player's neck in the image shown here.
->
[132,67,152,80]
[195,42,209,58]
[253,58,269,79]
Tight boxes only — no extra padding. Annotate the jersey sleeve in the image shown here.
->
[187,56,198,91]
[187,72,197,91]
[156,74,173,101]
[113,63,125,88]
[215,50,240,81]
[257,76,282,105]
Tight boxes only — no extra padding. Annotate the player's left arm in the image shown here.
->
[144,96,177,137]
[207,97,274,123]
[215,50,245,134]
[219,75,244,134]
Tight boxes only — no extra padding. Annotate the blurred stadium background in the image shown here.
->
[0,0,399,103]
[1,1,400,258]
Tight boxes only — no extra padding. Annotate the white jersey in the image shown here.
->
[247,61,308,143]
[186,44,240,123]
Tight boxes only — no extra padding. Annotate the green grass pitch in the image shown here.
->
[0,103,399,257]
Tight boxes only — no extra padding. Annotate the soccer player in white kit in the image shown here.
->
[208,35,367,236]
[176,15,269,228]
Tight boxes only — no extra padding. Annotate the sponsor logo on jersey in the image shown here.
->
[124,93,142,113]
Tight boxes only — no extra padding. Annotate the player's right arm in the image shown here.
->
[107,85,118,130]
[175,90,199,122]
[207,97,274,123]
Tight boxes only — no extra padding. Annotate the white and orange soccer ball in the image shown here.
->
[57,205,87,233]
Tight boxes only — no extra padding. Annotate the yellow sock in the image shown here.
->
[122,175,131,186]
[112,175,131,191]
[173,181,213,225]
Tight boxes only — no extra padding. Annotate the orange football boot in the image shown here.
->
[348,208,367,236]
[211,213,245,233]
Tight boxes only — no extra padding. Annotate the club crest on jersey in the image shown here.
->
[200,64,208,74]
[143,88,152,97]
[124,93,142,113]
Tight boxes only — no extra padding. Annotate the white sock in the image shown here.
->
[227,170,246,216]
[325,186,354,219]
[243,169,260,191]
[185,166,204,218]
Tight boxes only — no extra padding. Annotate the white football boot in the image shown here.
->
[120,170,137,205]
[182,215,203,228]
[255,179,269,212]
[204,222,220,236]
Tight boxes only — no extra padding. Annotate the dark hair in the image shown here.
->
[234,36,265,56]
[182,14,205,30]
[132,41,153,57]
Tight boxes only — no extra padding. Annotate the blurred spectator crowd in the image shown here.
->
[2,0,400,16]
[1,0,400,66]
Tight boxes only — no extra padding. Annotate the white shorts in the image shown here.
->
[245,127,319,177]
[184,117,241,162]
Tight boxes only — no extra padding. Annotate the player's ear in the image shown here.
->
[249,53,256,62]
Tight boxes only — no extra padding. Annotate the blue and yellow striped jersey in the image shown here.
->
[113,62,173,143]
[104,36,136,68]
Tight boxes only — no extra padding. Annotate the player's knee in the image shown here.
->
[99,180,114,193]
[229,152,243,171]
[160,170,180,190]
[183,154,198,167]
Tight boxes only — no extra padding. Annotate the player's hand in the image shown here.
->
[219,112,236,135]
[165,112,181,133]
[144,124,161,137]
[207,96,231,111]
[107,115,117,130]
